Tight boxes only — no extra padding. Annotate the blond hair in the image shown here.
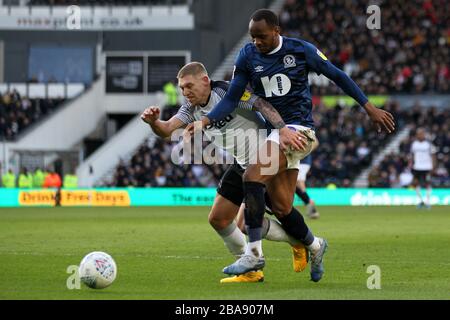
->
[177,62,208,79]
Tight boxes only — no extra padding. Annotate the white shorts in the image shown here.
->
[266,125,318,170]
[297,163,311,181]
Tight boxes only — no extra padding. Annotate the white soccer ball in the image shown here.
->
[79,251,117,289]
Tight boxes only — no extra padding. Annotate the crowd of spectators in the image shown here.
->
[369,106,449,188]
[279,0,449,94]
[108,100,429,188]
[0,89,65,140]
[25,0,188,6]
[307,100,408,187]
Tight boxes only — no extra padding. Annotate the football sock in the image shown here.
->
[263,217,301,246]
[307,236,322,253]
[243,181,266,258]
[426,187,432,205]
[216,221,246,258]
[278,207,315,246]
[261,218,270,238]
[415,186,424,203]
[295,187,311,205]
[244,240,263,258]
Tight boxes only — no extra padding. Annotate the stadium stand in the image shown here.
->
[108,138,204,187]
[0,88,65,140]
[368,106,449,188]
[26,0,189,6]
[307,100,401,187]
[279,0,450,95]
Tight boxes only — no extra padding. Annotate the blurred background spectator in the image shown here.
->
[43,168,62,188]
[33,168,47,188]
[2,169,16,188]
[63,172,79,188]
[163,80,180,108]
[18,168,33,188]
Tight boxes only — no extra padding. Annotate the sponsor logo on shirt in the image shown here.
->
[205,114,234,130]
[240,91,252,101]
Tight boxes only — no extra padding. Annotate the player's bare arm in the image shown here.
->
[141,106,185,138]
[252,97,307,151]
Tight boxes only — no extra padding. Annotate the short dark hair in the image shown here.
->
[250,9,279,27]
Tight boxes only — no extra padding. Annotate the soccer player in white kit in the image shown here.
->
[295,154,320,219]
[410,128,436,209]
[141,62,310,283]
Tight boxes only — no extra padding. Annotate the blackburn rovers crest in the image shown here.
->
[283,54,296,68]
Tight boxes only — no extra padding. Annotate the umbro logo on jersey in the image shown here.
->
[283,55,296,68]
[255,65,264,72]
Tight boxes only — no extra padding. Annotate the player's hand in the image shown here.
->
[184,122,195,139]
[364,102,395,133]
[279,127,307,151]
[140,106,161,124]
[184,117,210,138]
[201,117,210,128]
[183,121,203,143]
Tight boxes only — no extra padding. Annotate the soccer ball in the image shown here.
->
[78,251,117,289]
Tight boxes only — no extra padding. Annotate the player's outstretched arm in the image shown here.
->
[140,106,185,138]
[304,41,395,133]
[326,67,394,132]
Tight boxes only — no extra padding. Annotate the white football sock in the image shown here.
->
[245,240,263,258]
[216,221,246,259]
[307,237,321,253]
[415,186,423,203]
[426,187,432,205]
[264,218,301,246]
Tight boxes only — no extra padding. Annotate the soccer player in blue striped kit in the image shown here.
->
[196,9,395,282]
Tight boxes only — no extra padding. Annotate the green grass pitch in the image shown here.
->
[0,205,449,300]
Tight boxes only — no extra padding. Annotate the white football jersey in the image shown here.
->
[175,81,267,168]
[411,140,435,171]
